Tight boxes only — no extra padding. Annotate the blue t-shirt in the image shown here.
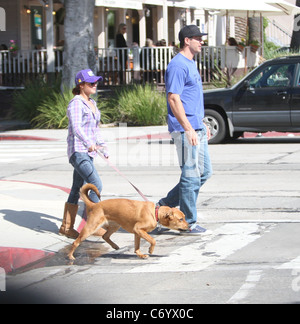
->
[165,53,204,133]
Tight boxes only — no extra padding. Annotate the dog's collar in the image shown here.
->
[155,205,160,222]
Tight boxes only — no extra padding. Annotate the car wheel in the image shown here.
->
[204,109,227,144]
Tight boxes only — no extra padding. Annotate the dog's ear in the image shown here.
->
[164,211,174,220]
[172,208,186,218]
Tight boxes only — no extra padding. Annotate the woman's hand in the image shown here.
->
[88,144,97,152]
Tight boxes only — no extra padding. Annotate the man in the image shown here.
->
[115,23,128,84]
[158,25,213,235]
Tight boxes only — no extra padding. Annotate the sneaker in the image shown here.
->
[179,224,209,235]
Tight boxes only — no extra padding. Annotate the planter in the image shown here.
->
[250,45,259,53]
[10,51,18,57]
[236,44,245,52]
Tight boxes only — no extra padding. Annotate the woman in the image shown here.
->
[59,69,109,239]
[115,23,127,48]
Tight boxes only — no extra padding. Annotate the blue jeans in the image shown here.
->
[67,152,103,204]
[159,128,213,225]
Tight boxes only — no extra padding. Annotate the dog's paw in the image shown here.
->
[112,244,120,250]
[149,247,155,254]
[136,253,149,259]
[68,253,76,261]
[140,254,149,259]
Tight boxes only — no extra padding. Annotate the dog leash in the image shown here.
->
[96,149,149,202]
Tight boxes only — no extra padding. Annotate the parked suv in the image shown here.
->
[204,56,300,143]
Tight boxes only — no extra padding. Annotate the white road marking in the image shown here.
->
[275,255,300,270]
[227,270,263,304]
[0,142,66,163]
[127,223,261,273]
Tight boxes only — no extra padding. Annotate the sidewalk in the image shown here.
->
[0,180,75,273]
[0,125,171,274]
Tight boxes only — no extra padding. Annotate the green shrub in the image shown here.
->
[12,77,60,123]
[32,88,73,129]
[13,81,167,128]
[112,84,167,126]
[96,97,120,124]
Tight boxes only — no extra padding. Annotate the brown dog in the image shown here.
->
[68,183,189,260]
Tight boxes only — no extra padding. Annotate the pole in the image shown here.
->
[46,0,55,84]
[163,0,169,45]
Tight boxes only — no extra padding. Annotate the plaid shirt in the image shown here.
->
[67,95,108,160]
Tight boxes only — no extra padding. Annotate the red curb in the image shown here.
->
[117,131,300,141]
[243,132,300,138]
[0,247,54,274]
[0,135,57,141]
[0,179,70,194]
[0,180,71,273]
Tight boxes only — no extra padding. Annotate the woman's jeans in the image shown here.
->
[159,128,213,225]
[67,152,102,204]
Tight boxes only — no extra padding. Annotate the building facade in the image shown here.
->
[0,0,208,52]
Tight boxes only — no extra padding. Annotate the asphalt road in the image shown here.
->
[1,127,300,305]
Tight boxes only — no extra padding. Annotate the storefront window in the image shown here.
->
[107,10,115,47]
[31,6,44,49]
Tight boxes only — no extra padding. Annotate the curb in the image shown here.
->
[0,135,57,141]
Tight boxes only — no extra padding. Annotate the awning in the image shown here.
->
[266,0,300,16]
[143,0,204,9]
[95,0,143,10]
[202,0,283,17]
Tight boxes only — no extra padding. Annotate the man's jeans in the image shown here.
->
[159,128,213,225]
[67,152,103,204]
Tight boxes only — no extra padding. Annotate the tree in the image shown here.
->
[290,0,300,51]
[248,17,261,45]
[62,0,96,89]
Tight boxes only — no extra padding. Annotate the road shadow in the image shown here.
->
[1,209,60,234]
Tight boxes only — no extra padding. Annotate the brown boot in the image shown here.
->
[59,202,79,239]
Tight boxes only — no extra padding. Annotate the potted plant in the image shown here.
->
[8,40,19,57]
[237,38,246,52]
[250,40,260,53]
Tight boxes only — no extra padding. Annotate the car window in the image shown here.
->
[296,67,300,87]
[248,63,296,88]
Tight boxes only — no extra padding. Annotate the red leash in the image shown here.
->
[96,150,149,202]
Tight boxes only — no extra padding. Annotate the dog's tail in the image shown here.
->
[80,183,101,208]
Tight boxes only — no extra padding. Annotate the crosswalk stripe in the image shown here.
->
[0,158,19,163]
[0,142,66,163]
[126,223,262,273]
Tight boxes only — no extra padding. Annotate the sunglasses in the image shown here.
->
[87,82,98,87]
[190,37,203,42]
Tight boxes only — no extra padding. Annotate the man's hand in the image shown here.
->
[185,129,198,146]
[168,93,199,146]
[205,123,211,141]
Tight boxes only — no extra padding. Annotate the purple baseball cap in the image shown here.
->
[75,69,103,85]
